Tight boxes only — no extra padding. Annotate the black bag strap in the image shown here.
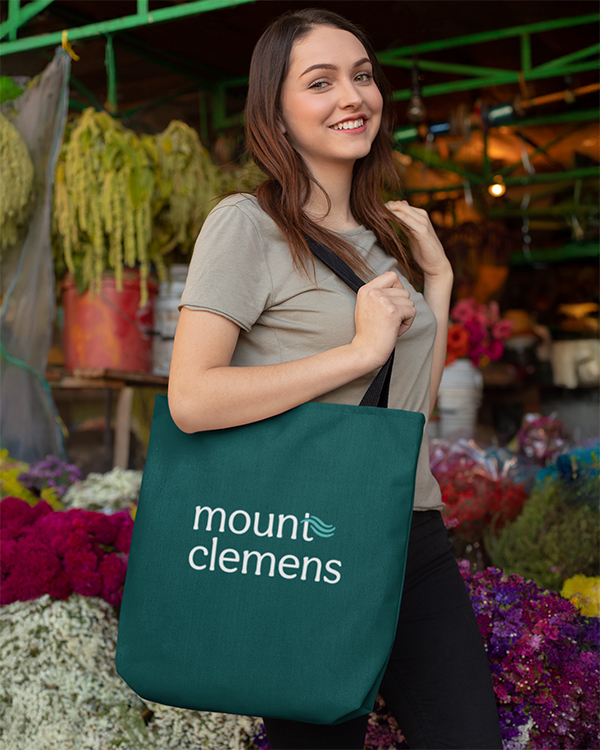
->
[305,237,395,409]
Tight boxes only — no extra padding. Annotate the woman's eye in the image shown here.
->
[355,72,373,83]
[308,80,329,90]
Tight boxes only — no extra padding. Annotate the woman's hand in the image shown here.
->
[385,200,452,279]
[350,271,416,369]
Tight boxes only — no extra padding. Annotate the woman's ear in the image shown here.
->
[277,117,287,136]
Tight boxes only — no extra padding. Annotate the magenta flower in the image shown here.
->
[0,497,133,607]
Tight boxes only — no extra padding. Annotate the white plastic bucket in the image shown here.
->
[152,265,188,377]
[437,359,483,437]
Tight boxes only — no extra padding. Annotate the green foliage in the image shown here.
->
[0,77,24,104]
[0,113,34,254]
[487,474,600,591]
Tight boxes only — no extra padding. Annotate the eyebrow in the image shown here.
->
[300,57,371,77]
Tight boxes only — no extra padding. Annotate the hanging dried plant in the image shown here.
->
[0,113,34,255]
[52,109,263,306]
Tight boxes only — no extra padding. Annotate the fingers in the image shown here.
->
[362,270,405,290]
[386,200,431,229]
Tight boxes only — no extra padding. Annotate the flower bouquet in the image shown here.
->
[446,298,514,367]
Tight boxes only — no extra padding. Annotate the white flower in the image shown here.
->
[0,595,263,749]
[63,467,142,513]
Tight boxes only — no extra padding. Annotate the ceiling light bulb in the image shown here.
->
[406,95,427,123]
[488,182,506,197]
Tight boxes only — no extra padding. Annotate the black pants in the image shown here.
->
[263,510,503,750]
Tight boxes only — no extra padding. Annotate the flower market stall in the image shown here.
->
[1,2,598,749]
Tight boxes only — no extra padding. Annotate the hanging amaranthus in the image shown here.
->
[152,120,222,257]
[53,110,263,307]
[0,113,34,255]
[53,108,158,305]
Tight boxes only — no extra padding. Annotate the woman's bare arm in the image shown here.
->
[423,268,453,415]
[168,271,415,432]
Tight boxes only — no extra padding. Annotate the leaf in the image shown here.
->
[0,76,24,104]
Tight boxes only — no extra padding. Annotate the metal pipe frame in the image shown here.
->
[378,12,599,103]
[0,0,257,53]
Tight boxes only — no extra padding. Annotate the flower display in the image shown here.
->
[446,298,514,367]
[517,413,570,466]
[439,471,528,543]
[0,496,133,607]
[0,594,262,750]
[429,439,528,543]
[0,449,41,505]
[459,563,600,749]
[488,468,599,591]
[562,575,600,618]
[18,454,82,499]
[62,466,142,514]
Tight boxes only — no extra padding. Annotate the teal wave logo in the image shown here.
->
[301,515,336,538]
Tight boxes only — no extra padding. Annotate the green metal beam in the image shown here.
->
[381,12,599,58]
[398,167,598,194]
[489,203,599,218]
[502,167,599,187]
[393,109,599,148]
[391,60,599,101]
[534,42,600,72]
[0,0,257,55]
[47,1,226,84]
[212,76,248,130]
[505,109,599,128]
[509,242,599,265]
[377,57,506,78]
[1,0,56,41]
[404,144,482,183]
[521,33,531,73]
[497,126,583,178]
[105,34,117,112]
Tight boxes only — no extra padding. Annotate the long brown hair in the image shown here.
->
[245,8,412,280]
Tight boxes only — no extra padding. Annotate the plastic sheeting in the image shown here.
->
[0,51,70,462]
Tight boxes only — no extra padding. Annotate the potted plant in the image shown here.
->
[51,109,226,372]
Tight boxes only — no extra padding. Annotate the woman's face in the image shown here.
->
[279,25,383,174]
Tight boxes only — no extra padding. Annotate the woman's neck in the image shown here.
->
[303,161,360,232]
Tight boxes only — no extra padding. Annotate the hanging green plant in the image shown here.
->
[53,108,159,306]
[0,113,34,255]
[53,109,265,306]
[151,120,222,260]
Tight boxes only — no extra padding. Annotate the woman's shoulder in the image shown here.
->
[210,193,267,226]
[205,192,285,250]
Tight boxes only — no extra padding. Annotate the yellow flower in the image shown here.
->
[562,575,600,618]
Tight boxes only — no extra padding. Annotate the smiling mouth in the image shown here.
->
[330,117,365,131]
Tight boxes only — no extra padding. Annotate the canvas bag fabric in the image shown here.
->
[115,239,426,725]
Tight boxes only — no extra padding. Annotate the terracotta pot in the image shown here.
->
[61,270,158,373]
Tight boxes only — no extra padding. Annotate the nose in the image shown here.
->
[338,76,363,109]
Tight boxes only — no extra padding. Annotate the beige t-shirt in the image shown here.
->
[179,193,443,512]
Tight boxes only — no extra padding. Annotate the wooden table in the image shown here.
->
[49,367,168,469]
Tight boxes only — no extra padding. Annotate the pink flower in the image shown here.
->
[1,536,63,604]
[493,319,514,340]
[99,554,128,606]
[464,320,485,345]
[486,339,504,361]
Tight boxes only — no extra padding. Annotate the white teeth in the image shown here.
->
[331,118,364,131]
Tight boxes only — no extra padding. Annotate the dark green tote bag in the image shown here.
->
[115,240,425,725]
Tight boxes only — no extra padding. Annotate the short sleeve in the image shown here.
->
[178,198,272,332]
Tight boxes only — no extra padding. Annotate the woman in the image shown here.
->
[169,8,502,750]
